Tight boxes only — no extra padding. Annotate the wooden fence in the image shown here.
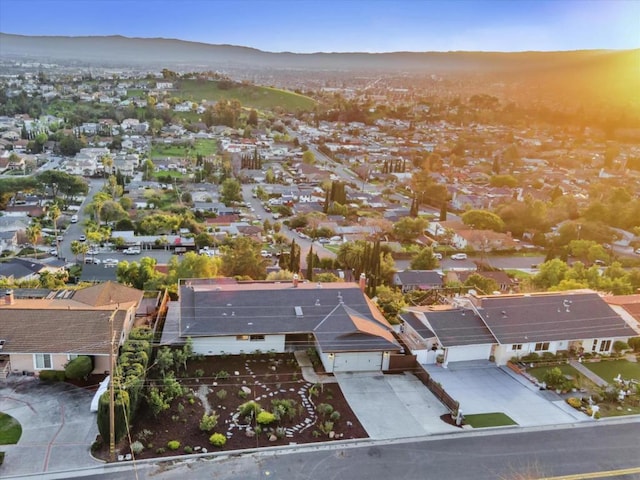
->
[413,362,460,414]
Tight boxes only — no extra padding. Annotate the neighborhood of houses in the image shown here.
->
[1,67,640,472]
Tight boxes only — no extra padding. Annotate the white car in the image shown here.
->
[103,258,118,267]
[434,253,443,260]
[635,248,640,255]
[70,215,78,223]
[123,247,141,255]
[451,253,468,260]
[49,248,58,256]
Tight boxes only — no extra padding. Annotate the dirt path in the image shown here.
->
[195,384,212,415]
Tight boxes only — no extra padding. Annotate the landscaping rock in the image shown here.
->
[329,431,335,439]
[241,386,251,395]
[245,429,255,438]
[269,434,278,442]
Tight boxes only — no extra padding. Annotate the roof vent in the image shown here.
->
[0,339,5,351]
[294,306,303,317]
[315,299,321,306]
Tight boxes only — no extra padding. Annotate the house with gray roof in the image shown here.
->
[161,277,401,373]
[392,270,443,293]
[401,290,635,367]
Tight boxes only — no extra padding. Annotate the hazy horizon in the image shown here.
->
[0,0,638,54]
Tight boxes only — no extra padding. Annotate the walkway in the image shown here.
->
[294,350,337,384]
[569,360,609,387]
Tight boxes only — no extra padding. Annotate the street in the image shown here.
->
[15,420,640,480]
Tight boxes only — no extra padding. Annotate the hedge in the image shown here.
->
[38,370,66,382]
[64,355,93,380]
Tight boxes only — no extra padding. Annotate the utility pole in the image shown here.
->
[108,310,117,462]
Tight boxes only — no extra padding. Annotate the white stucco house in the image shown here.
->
[400,290,635,367]
[161,277,401,373]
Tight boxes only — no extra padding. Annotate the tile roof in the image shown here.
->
[72,281,143,307]
[0,309,127,355]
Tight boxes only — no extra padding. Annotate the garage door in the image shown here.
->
[445,344,492,363]
[333,352,383,372]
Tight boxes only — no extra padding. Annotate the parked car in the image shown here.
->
[79,235,86,242]
[70,215,78,223]
[451,253,468,260]
[260,250,272,258]
[434,253,443,260]
[123,247,141,255]
[103,258,118,267]
[635,248,640,255]
[49,248,57,256]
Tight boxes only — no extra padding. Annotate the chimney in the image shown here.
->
[359,273,366,292]
[5,290,15,306]
[293,274,299,288]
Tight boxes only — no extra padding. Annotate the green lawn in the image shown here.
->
[464,412,517,428]
[0,413,22,445]
[526,364,580,383]
[151,139,217,159]
[583,360,640,383]
[177,79,316,111]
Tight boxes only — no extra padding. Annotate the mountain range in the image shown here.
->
[1,33,637,75]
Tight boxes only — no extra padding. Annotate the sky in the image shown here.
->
[0,0,638,53]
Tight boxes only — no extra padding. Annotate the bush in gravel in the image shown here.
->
[199,413,219,432]
[566,397,582,409]
[209,433,226,447]
[130,441,144,454]
[38,370,66,382]
[216,389,227,400]
[183,446,193,454]
[256,411,276,425]
[238,400,262,417]
[167,440,180,451]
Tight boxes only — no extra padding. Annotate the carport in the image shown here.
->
[425,364,589,426]
[335,371,460,439]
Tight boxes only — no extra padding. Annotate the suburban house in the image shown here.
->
[400,290,635,367]
[392,270,443,293]
[161,276,402,373]
[0,282,146,378]
[0,257,65,282]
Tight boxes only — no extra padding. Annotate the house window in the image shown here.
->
[236,335,249,341]
[250,335,265,341]
[511,344,523,351]
[591,339,598,352]
[534,342,550,352]
[67,354,79,361]
[599,340,612,352]
[34,353,52,370]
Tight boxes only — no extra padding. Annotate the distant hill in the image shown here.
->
[1,33,637,112]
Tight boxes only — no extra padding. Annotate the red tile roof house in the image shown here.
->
[0,282,144,379]
[399,290,635,367]
[161,276,401,373]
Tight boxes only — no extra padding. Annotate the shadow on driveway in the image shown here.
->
[0,377,102,476]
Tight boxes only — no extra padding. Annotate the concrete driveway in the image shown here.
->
[335,371,460,439]
[0,377,102,477]
[424,364,589,427]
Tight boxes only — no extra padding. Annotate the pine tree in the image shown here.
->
[306,245,314,281]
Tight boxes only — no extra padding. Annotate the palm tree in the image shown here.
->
[70,240,88,264]
[49,204,61,255]
[26,223,41,259]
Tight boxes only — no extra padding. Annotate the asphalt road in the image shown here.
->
[21,420,640,480]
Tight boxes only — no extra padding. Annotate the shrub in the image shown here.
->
[216,370,229,380]
[216,389,227,400]
[543,367,567,390]
[64,355,93,380]
[194,369,205,378]
[184,445,193,454]
[329,411,341,421]
[238,389,248,399]
[628,337,640,352]
[256,411,276,425]
[199,413,219,432]
[130,441,144,454]
[38,370,66,382]
[209,433,226,447]
[566,397,582,409]
[167,440,181,451]
[238,400,262,417]
[319,421,334,434]
[613,341,629,354]
[156,447,166,454]
[317,403,334,417]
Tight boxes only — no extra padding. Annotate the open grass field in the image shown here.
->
[151,139,217,159]
[464,412,517,428]
[176,80,316,111]
[0,412,22,445]
[583,359,640,383]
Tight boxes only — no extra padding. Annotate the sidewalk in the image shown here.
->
[293,350,337,384]
[569,360,609,387]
